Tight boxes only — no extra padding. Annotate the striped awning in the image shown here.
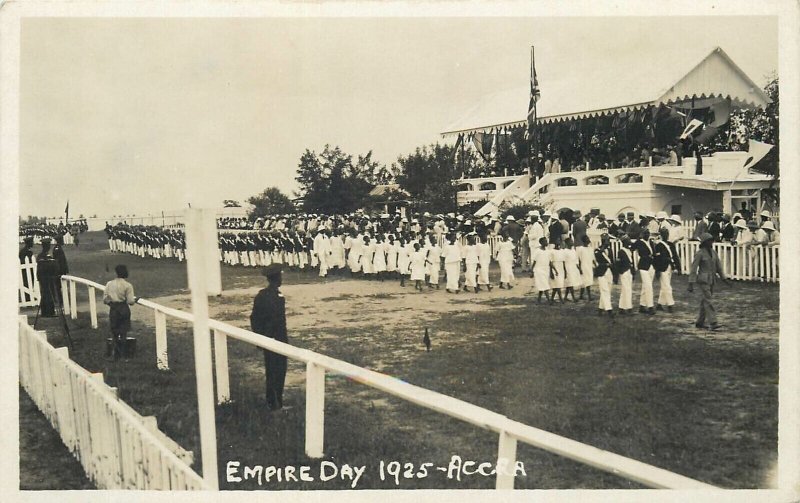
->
[441,47,771,137]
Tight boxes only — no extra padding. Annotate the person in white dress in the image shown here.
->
[477,234,493,291]
[386,235,399,274]
[496,235,515,289]
[562,238,583,302]
[314,229,331,278]
[426,234,442,289]
[348,232,364,275]
[531,237,558,303]
[409,242,427,291]
[550,243,566,303]
[462,234,480,293]
[442,234,462,293]
[329,231,346,271]
[397,237,411,286]
[361,235,376,278]
[577,235,595,301]
[372,235,388,281]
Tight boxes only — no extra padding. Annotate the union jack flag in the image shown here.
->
[525,47,540,141]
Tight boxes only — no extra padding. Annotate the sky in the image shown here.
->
[19,15,777,219]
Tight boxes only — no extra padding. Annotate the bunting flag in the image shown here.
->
[741,139,774,171]
[472,132,494,160]
[64,200,69,222]
[451,133,464,161]
[680,119,704,139]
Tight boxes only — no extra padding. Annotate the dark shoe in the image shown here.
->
[474,287,479,293]
[709,323,722,331]
[656,304,664,311]
[694,322,709,329]
[617,309,626,315]
[597,309,604,316]
[647,307,656,315]
[667,306,673,313]
[639,306,647,313]
[507,284,513,289]
[487,285,493,291]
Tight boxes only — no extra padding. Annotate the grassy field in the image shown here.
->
[21,231,779,490]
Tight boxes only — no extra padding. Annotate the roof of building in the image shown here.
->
[442,47,771,137]
[368,184,409,197]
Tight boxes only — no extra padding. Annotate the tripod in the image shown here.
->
[33,276,74,350]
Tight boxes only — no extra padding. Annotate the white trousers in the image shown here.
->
[318,255,328,277]
[639,267,654,308]
[428,260,440,284]
[618,271,633,310]
[658,268,674,306]
[597,270,612,311]
[465,262,478,287]
[499,260,514,284]
[478,261,490,285]
[445,262,460,290]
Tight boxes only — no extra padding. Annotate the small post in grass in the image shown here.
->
[88,286,98,328]
[213,329,230,404]
[185,208,222,490]
[495,429,517,490]
[305,361,325,458]
[154,310,168,371]
[61,278,70,316]
[69,280,77,319]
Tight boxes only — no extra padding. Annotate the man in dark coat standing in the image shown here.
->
[250,263,289,411]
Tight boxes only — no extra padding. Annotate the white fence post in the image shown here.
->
[69,280,77,319]
[155,310,169,371]
[495,429,518,489]
[88,286,98,329]
[61,278,70,316]
[305,362,325,458]
[184,208,220,490]
[213,329,230,404]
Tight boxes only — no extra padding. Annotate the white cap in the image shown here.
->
[531,210,540,217]
[760,210,771,218]
[527,210,536,216]
[656,211,668,219]
[734,219,748,229]
[669,214,683,223]
[761,220,776,231]
[506,215,515,222]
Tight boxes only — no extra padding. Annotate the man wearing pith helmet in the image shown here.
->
[250,263,289,411]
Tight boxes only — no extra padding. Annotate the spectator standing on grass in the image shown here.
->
[690,212,708,241]
[577,235,594,301]
[251,264,289,411]
[532,237,557,304]
[103,265,139,362]
[633,230,656,315]
[497,235,516,289]
[688,233,728,331]
[653,228,679,313]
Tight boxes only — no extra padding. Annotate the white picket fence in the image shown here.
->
[18,315,207,490]
[59,273,717,490]
[19,257,40,307]
[606,240,779,283]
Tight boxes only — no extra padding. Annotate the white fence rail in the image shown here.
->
[61,273,717,490]
[18,315,207,490]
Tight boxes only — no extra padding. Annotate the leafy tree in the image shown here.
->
[395,143,460,214]
[294,145,385,214]
[246,187,296,218]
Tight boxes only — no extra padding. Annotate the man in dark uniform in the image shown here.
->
[250,263,288,411]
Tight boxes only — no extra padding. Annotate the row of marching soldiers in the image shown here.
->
[106,224,186,261]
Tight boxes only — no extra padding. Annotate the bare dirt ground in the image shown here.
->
[20,233,779,490]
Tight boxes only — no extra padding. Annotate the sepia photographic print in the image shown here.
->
[2,1,799,501]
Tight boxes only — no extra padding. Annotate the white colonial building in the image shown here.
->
[443,47,777,220]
